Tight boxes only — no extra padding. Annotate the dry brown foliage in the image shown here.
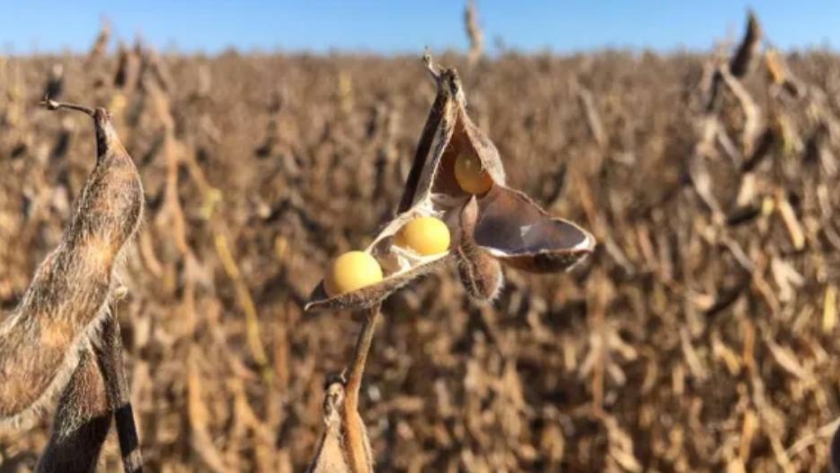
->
[2,14,840,472]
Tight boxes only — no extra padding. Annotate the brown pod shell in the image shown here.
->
[456,252,502,302]
[305,254,449,312]
[832,423,840,473]
[400,67,505,211]
[306,69,489,313]
[305,381,352,473]
[456,197,503,301]
[729,11,762,78]
[474,186,595,273]
[305,205,451,312]
[307,56,594,311]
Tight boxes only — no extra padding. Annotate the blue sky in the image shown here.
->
[1,1,837,55]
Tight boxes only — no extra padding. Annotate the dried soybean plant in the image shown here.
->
[305,53,595,471]
[464,0,484,69]
[0,99,144,472]
[88,18,111,63]
[679,11,840,470]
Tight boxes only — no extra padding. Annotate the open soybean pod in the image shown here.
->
[304,210,452,312]
[407,58,594,270]
[306,55,594,312]
[457,197,504,302]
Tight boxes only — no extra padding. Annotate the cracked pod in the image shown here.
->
[306,58,594,312]
[403,64,594,276]
[473,186,594,273]
[305,208,452,312]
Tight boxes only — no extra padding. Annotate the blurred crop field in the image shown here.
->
[2,23,840,473]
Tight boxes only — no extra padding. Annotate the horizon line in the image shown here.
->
[4,41,838,59]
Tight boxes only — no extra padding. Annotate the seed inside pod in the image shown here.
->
[324,251,384,297]
[394,216,451,255]
[454,153,493,195]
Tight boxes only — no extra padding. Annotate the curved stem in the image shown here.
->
[422,49,441,82]
[344,303,381,412]
[41,98,96,117]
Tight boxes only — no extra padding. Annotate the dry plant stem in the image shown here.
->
[729,11,761,78]
[214,232,271,382]
[576,84,607,148]
[42,98,96,116]
[88,19,110,61]
[719,67,762,154]
[345,304,380,414]
[464,0,484,67]
[342,304,380,473]
[187,131,268,380]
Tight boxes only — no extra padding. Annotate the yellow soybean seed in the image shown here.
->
[395,216,451,255]
[324,251,383,297]
[454,153,493,195]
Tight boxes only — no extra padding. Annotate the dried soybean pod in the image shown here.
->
[35,308,143,473]
[340,306,377,473]
[306,53,596,473]
[729,10,762,78]
[832,424,840,473]
[457,197,503,302]
[305,379,352,473]
[43,64,65,101]
[34,341,111,473]
[307,306,379,473]
[307,53,593,312]
[88,18,110,62]
[473,186,595,273]
[0,99,144,430]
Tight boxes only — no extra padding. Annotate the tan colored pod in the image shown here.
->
[306,204,452,313]
[305,255,449,312]
[307,54,595,313]
[456,197,503,302]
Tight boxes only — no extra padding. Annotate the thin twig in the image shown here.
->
[464,0,485,67]
[345,304,381,412]
[41,97,96,117]
[342,304,380,473]
[422,49,441,82]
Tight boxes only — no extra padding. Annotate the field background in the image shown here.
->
[1,28,840,473]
